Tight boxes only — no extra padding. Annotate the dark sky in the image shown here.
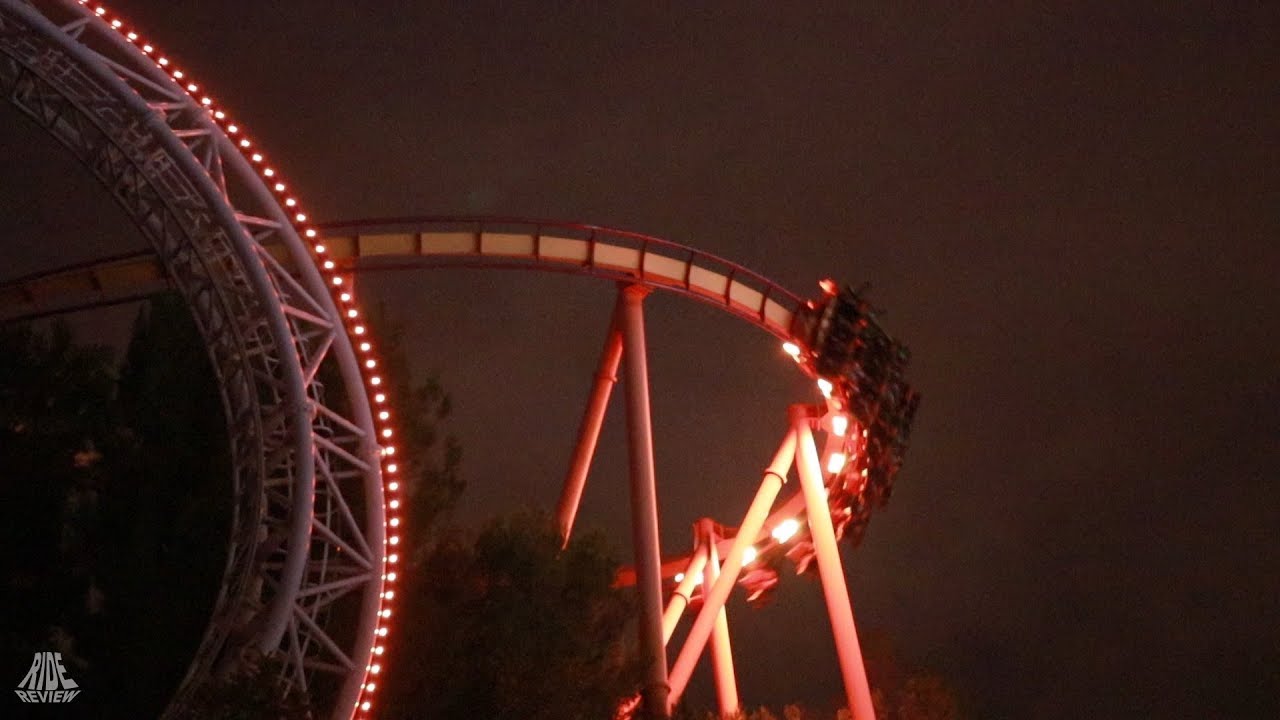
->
[3,2,1278,717]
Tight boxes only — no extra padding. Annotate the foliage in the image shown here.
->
[91,294,232,714]
[675,672,963,720]
[380,511,640,720]
[0,299,238,718]
[365,300,463,541]
[0,320,116,712]
[890,674,961,720]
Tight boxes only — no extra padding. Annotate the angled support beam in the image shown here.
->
[618,283,670,719]
[662,544,709,645]
[668,426,798,711]
[793,406,875,720]
[700,519,740,718]
[556,302,624,546]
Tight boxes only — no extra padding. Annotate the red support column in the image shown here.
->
[555,306,624,546]
[700,520,741,718]
[792,406,876,720]
[619,284,670,719]
[662,545,709,645]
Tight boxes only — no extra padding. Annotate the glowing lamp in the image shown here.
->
[771,518,800,543]
[830,414,849,437]
[826,452,847,474]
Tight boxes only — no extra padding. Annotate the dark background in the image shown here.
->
[2,2,1276,717]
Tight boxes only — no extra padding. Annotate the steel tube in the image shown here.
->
[555,310,624,546]
[619,284,670,718]
[793,408,875,720]
[661,545,709,645]
[701,521,740,718]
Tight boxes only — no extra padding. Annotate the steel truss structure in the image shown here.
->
[0,2,393,718]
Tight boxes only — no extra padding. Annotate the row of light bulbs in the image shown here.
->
[80,2,396,716]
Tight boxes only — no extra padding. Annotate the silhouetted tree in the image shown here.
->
[0,320,115,715]
[90,293,231,716]
[381,511,640,720]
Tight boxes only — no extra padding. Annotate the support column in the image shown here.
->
[662,546,709,645]
[667,428,798,711]
[792,406,876,720]
[555,305,624,546]
[619,283,670,719]
[700,520,740,718]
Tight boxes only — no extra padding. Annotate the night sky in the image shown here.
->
[2,2,1277,717]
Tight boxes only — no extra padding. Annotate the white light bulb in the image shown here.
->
[771,518,800,543]
[826,452,847,474]
[831,414,849,437]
